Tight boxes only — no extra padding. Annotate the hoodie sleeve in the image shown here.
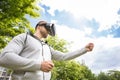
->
[51,47,88,61]
[0,33,40,71]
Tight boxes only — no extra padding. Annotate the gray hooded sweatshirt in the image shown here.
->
[0,33,87,80]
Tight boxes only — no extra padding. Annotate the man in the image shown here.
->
[0,21,94,80]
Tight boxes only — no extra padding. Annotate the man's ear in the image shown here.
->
[37,26,41,30]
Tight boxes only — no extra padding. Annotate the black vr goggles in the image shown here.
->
[38,23,56,36]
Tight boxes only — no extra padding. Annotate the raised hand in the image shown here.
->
[85,43,94,52]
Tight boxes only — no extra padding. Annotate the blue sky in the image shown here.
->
[28,0,120,74]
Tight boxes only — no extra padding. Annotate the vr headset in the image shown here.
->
[38,23,56,36]
[45,23,56,36]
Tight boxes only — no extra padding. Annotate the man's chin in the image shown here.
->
[43,35,48,38]
[44,36,47,38]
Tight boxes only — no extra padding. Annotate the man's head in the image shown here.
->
[35,21,56,38]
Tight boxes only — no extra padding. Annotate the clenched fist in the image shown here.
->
[40,61,54,72]
[85,43,94,52]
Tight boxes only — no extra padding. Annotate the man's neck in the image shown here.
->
[34,32,42,39]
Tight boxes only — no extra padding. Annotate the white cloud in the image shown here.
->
[41,0,120,31]
[84,27,92,35]
[56,25,85,41]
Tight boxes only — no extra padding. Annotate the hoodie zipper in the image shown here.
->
[41,44,45,80]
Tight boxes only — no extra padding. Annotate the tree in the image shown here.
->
[95,70,120,80]
[0,0,40,49]
[51,61,95,80]
[108,70,120,80]
[96,72,110,80]
[47,36,69,52]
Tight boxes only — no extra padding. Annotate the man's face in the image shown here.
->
[39,26,49,38]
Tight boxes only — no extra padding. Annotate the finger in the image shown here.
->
[44,69,50,72]
[42,65,52,72]
[47,61,54,67]
[49,63,54,67]
[48,64,53,69]
[89,43,94,46]
[90,46,94,51]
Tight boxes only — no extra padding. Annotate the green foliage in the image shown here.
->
[108,70,120,80]
[0,0,40,49]
[47,36,69,52]
[51,61,95,80]
[96,70,120,80]
[96,72,111,80]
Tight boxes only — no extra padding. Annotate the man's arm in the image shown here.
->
[51,43,94,61]
[0,33,40,71]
